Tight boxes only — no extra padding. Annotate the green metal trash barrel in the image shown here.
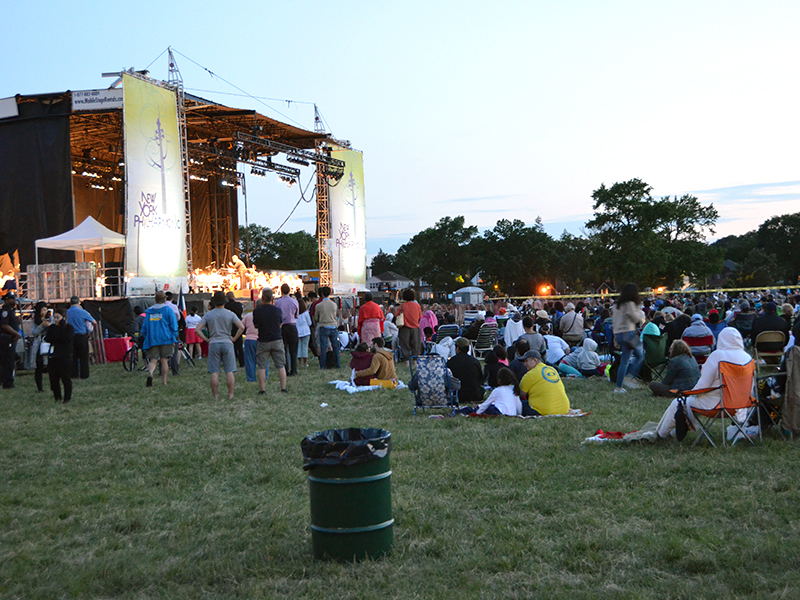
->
[301,428,393,561]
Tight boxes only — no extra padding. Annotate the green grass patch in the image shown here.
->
[1,361,799,599]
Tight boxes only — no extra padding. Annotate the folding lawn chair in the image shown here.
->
[641,332,668,382]
[471,323,498,359]
[753,331,787,377]
[677,360,759,448]
[409,354,459,416]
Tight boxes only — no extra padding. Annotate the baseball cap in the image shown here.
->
[691,313,703,321]
[521,349,542,361]
[535,309,549,320]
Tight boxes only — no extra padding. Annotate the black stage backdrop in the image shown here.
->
[83,298,136,338]
[0,93,74,269]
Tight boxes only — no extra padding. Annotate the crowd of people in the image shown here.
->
[4,282,798,428]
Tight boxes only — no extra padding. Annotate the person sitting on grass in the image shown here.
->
[483,349,502,388]
[350,342,374,385]
[681,313,715,363]
[474,367,523,416]
[540,323,570,367]
[649,340,701,398]
[519,349,570,416]
[447,337,484,406]
[354,336,398,384]
[519,316,547,358]
[508,338,530,382]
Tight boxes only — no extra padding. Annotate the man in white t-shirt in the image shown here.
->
[540,323,570,366]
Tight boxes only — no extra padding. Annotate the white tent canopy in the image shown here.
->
[35,216,125,266]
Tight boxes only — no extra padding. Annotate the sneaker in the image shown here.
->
[146,375,153,388]
[623,377,642,389]
[258,390,266,395]
[281,389,288,394]
[613,387,627,394]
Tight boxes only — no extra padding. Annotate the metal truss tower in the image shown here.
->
[314,104,332,287]
[167,47,193,273]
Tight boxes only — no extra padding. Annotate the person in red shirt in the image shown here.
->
[357,292,385,345]
[397,288,422,361]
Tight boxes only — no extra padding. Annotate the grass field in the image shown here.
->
[1,356,799,599]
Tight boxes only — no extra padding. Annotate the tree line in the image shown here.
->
[238,179,800,293]
[372,179,799,295]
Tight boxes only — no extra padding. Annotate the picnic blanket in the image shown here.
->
[519,408,590,420]
[329,380,407,394]
[582,421,659,444]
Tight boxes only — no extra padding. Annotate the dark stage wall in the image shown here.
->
[0,94,75,268]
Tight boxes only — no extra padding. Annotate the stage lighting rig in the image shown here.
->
[234,132,345,170]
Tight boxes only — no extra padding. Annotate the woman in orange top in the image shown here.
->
[357,292,385,345]
[397,288,422,360]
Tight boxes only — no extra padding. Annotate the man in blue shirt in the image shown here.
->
[141,290,179,388]
[66,296,96,379]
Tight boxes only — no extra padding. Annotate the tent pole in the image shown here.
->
[101,245,106,299]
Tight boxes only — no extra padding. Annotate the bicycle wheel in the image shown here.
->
[123,347,137,372]
[181,346,195,367]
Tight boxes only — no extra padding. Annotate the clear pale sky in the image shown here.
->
[4,1,799,259]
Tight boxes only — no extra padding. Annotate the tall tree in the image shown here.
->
[394,216,478,292]
[369,249,395,275]
[586,179,721,288]
[756,212,800,284]
[475,218,554,297]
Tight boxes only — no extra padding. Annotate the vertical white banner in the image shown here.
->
[328,149,367,294]
[123,74,187,294]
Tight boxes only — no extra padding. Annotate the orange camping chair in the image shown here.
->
[676,360,758,448]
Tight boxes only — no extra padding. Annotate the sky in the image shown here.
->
[3,1,800,260]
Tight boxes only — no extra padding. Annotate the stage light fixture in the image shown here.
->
[286,155,310,167]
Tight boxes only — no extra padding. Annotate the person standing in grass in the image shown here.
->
[241,308,259,383]
[275,283,299,377]
[519,349,570,416]
[196,291,244,400]
[296,293,312,368]
[66,295,95,380]
[612,283,646,393]
[253,287,287,394]
[44,308,74,403]
[141,290,178,388]
[314,286,340,369]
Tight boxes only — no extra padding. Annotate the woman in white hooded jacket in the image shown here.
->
[657,327,753,439]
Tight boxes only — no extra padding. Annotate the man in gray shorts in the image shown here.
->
[196,290,244,400]
[252,287,287,394]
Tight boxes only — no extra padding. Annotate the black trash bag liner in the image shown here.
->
[301,428,391,471]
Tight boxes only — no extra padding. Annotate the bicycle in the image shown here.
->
[122,343,141,372]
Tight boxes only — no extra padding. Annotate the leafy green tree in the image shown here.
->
[394,216,478,292]
[586,179,721,288]
[734,247,780,287]
[475,218,554,297]
[238,224,318,270]
[756,212,800,284]
[369,249,395,275]
[551,231,598,292]
[712,231,758,265]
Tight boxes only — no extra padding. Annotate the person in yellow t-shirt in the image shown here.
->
[519,349,570,416]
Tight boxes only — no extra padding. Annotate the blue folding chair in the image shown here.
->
[409,355,459,416]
